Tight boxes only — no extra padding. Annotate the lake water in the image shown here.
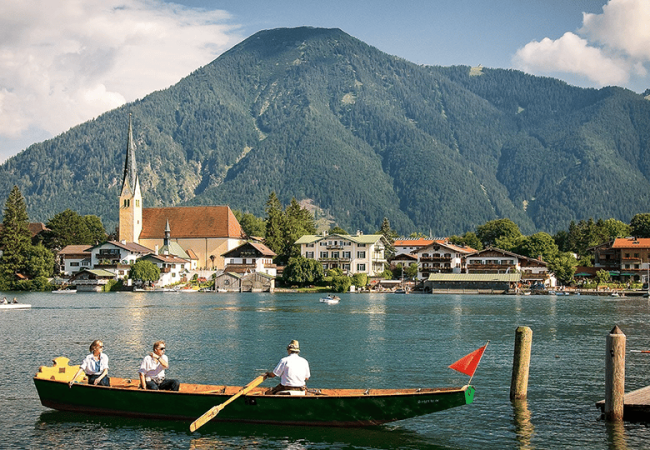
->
[2,291,650,449]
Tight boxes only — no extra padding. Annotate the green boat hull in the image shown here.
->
[34,377,474,427]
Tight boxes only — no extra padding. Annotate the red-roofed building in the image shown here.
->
[414,240,476,279]
[393,238,437,256]
[593,238,650,283]
[117,117,245,270]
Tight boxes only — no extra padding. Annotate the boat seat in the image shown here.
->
[277,390,306,396]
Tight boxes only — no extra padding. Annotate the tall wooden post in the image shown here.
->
[510,326,532,400]
[605,325,626,422]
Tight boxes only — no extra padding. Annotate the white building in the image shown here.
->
[139,253,190,286]
[295,231,388,276]
[57,245,92,276]
[414,240,476,279]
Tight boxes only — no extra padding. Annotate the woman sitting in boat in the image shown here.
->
[68,340,110,387]
[265,340,310,395]
[138,340,180,391]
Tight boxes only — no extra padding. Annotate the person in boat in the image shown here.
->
[12,297,17,303]
[265,340,310,395]
[1,297,7,304]
[68,340,110,387]
[138,340,180,391]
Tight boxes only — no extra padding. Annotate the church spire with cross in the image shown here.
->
[118,114,143,242]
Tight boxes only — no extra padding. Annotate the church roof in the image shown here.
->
[140,206,243,239]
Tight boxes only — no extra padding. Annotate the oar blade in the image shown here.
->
[190,374,267,432]
[190,405,222,432]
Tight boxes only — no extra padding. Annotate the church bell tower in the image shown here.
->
[118,114,143,243]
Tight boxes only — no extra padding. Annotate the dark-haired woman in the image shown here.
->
[68,340,110,387]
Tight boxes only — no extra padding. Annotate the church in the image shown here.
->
[118,116,245,270]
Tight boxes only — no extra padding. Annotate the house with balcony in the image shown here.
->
[414,240,476,279]
[57,245,92,276]
[138,253,190,286]
[465,247,552,285]
[592,238,650,283]
[222,242,277,276]
[295,231,388,277]
[86,240,153,280]
[69,268,118,292]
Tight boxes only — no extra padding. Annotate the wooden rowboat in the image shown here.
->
[34,357,475,427]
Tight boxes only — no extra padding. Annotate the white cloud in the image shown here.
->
[581,0,650,61]
[513,32,630,86]
[0,0,240,159]
[513,0,650,88]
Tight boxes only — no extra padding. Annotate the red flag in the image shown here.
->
[449,344,488,377]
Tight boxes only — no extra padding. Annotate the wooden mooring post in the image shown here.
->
[510,326,532,400]
[605,325,625,422]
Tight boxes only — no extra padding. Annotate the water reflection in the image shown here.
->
[512,399,535,449]
[605,420,629,450]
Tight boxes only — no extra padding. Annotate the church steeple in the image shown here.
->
[118,114,143,243]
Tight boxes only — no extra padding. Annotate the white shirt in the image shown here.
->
[138,354,168,381]
[79,353,109,375]
[273,353,310,387]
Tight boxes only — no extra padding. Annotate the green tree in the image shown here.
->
[332,275,352,293]
[43,209,106,250]
[405,263,419,280]
[84,215,108,244]
[547,252,577,285]
[377,217,398,260]
[26,244,55,278]
[329,226,348,235]
[264,192,285,255]
[476,219,522,248]
[234,210,266,237]
[283,256,324,286]
[351,273,368,288]
[513,232,559,261]
[130,260,161,286]
[448,231,483,251]
[0,186,32,280]
[283,198,316,262]
[630,213,650,238]
[595,269,611,285]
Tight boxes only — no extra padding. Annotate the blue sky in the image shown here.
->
[1,0,648,163]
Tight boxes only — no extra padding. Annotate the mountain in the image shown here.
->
[1,27,649,236]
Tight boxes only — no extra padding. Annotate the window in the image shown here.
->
[320,252,328,258]
[343,251,351,259]
[306,243,314,248]
[135,200,140,207]
[358,243,366,247]
[70,262,79,267]
[306,252,314,259]
[357,251,366,259]
[123,199,130,207]
[343,264,350,270]
[357,263,366,271]
[331,252,339,259]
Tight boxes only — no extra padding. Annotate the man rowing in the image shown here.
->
[266,340,310,395]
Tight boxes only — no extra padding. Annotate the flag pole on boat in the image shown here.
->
[448,341,489,386]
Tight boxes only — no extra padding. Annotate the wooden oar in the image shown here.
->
[631,350,650,353]
[190,373,267,432]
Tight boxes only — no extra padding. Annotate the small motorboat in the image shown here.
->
[319,295,340,304]
[52,289,77,294]
[0,303,31,310]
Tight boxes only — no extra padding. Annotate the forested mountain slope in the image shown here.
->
[1,27,649,235]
